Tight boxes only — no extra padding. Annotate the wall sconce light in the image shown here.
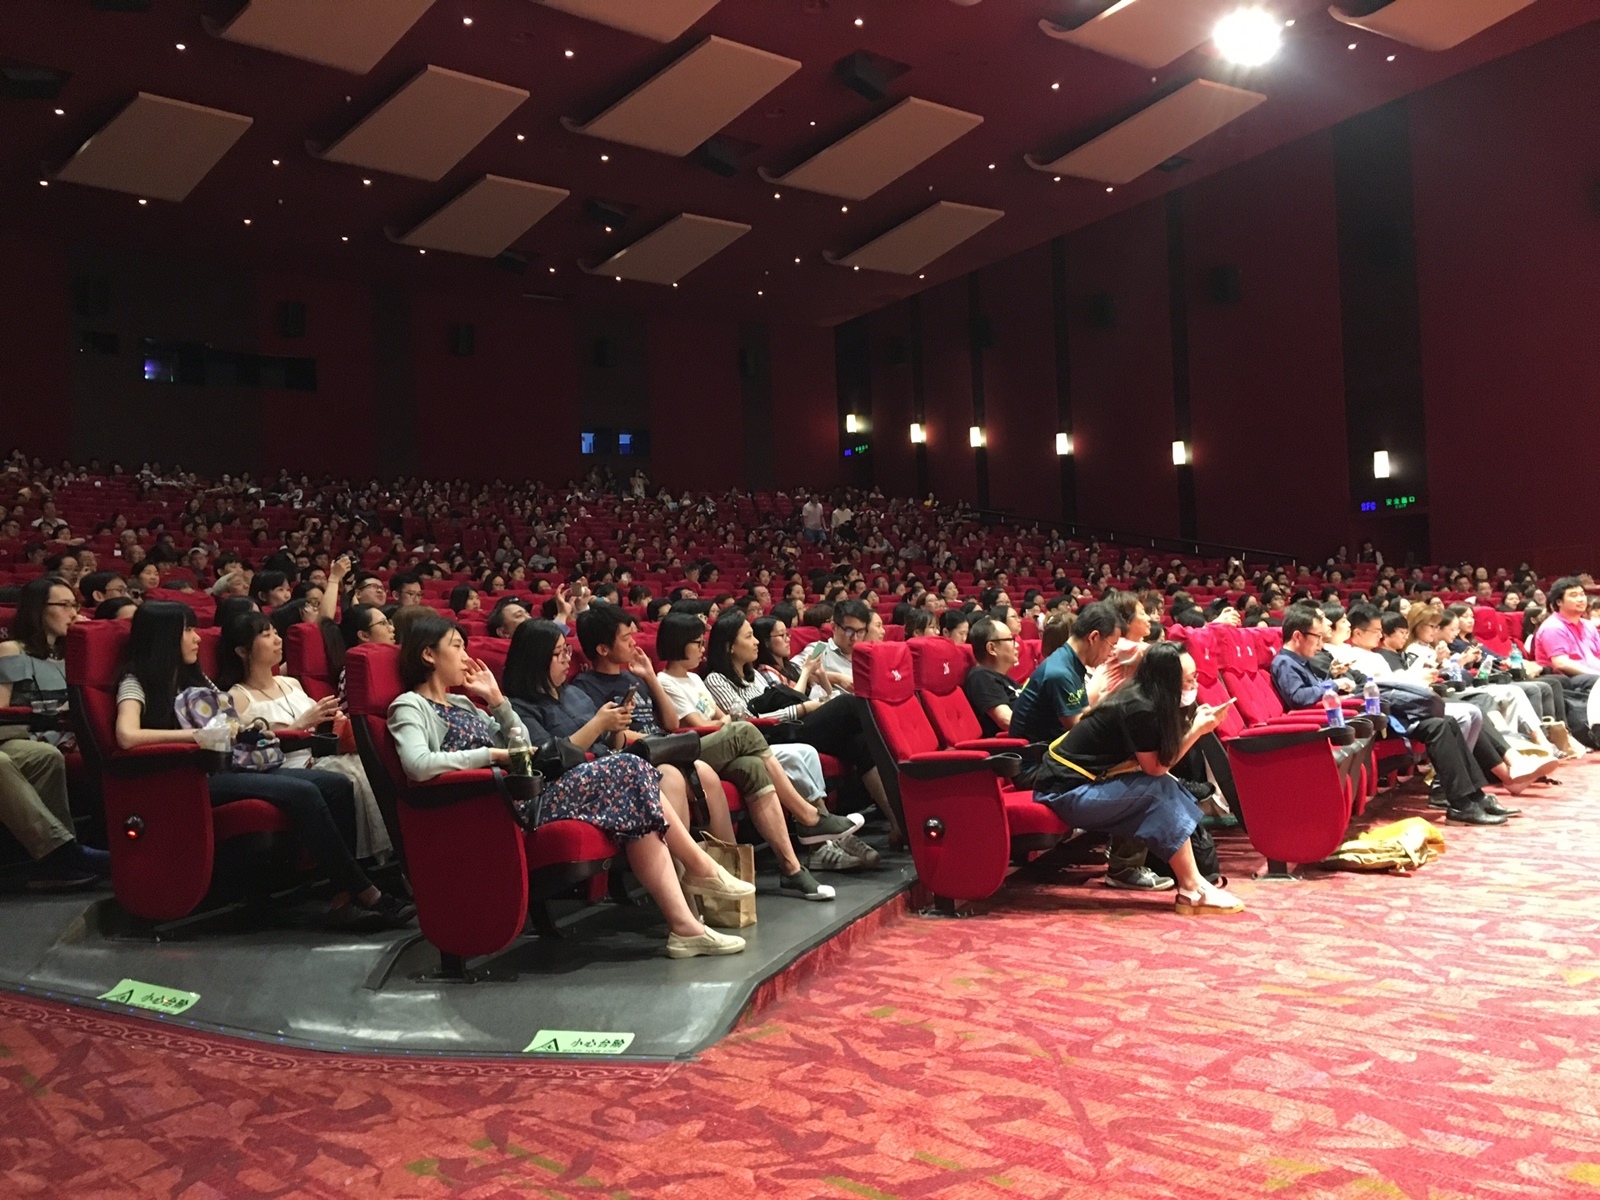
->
[1172,439,1190,466]
[909,422,926,444]
[969,425,986,448]
[1055,432,1073,456]
[1373,450,1391,479]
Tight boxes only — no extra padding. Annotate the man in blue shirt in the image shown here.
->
[1010,602,1117,744]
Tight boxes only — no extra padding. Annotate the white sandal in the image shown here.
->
[1174,881,1245,916]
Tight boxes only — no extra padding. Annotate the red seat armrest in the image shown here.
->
[404,768,502,809]
[953,737,1029,752]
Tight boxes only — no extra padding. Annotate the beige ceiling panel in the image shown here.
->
[1329,0,1536,51]
[581,214,750,284]
[396,175,569,256]
[759,98,984,200]
[1026,79,1265,184]
[534,0,721,42]
[54,92,253,202]
[211,0,436,74]
[315,66,528,181]
[562,36,800,156]
[826,202,1004,275]
[1039,0,1241,69]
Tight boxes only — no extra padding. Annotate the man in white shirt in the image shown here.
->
[801,495,826,545]
[800,599,871,698]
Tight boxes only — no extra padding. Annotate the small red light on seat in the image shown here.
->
[924,818,945,842]
[124,816,145,840]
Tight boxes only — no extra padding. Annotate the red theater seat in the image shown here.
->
[284,622,336,700]
[66,620,296,922]
[344,643,620,969]
[908,636,1028,754]
[851,640,1066,906]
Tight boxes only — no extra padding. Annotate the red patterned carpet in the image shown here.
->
[8,765,1600,1199]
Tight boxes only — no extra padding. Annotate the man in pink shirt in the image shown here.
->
[1533,576,1600,747]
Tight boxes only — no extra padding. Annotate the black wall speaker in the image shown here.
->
[1,65,69,100]
[698,138,740,178]
[593,337,615,369]
[449,323,475,357]
[493,250,530,274]
[1083,292,1116,328]
[1207,265,1242,304]
[836,51,889,102]
[276,300,306,339]
[72,277,110,318]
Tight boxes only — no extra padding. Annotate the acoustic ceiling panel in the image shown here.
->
[210,0,436,74]
[1026,79,1265,184]
[1039,0,1241,69]
[54,92,252,202]
[581,214,750,284]
[825,201,1004,275]
[534,0,721,43]
[759,98,984,201]
[396,175,569,256]
[1329,0,1536,51]
[314,66,528,181]
[562,36,800,157]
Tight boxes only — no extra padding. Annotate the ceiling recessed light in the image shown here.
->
[794,257,801,263]
[809,120,816,126]
[615,276,621,282]
[603,226,612,233]
[773,191,781,199]
[271,158,280,166]
[841,205,848,213]
[1285,18,1295,25]
[362,178,372,186]
[549,267,556,273]
[1105,186,1114,193]
[672,282,679,288]
[1212,7,1282,66]
[242,218,251,225]
[854,17,863,26]
[38,179,48,187]
[175,43,186,50]
[757,290,764,295]
[852,265,860,271]
[564,48,574,58]
[1387,54,1396,61]
[53,108,64,116]
[1053,175,1061,182]
[1348,42,1357,50]
[918,273,925,279]
[341,236,349,242]
[988,163,996,169]
[419,249,426,255]
[138,198,147,205]
[600,154,609,162]
[1051,82,1060,91]
[462,15,472,24]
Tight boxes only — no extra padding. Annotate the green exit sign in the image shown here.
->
[1385,495,1419,510]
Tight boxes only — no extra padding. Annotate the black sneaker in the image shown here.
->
[323,893,417,932]
[1104,866,1177,891]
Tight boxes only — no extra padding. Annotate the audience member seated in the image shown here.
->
[79,570,128,610]
[1028,643,1244,915]
[486,597,531,639]
[216,611,392,861]
[963,616,1021,737]
[449,584,481,617]
[1010,602,1118,744]
[389,614,749,959]
[0,576,74,714]
[115,602,412,928]
[1532,576,1600,748]
[939,609,970,644]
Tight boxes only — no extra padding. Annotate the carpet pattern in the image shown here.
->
[7,767,1600,1198]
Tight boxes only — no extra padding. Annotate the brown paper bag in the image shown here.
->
[696,834,757,929]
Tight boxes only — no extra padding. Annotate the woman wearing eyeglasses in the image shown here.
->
[0,575,78,714]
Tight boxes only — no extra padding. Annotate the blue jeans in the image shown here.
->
[1035,773,1201,861]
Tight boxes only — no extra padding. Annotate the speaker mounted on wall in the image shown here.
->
[449,323,476,357]
[276,300,307,339]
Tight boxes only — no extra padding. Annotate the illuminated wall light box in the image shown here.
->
[969,425,986,448]
[1055,432,1073,456]
[1172,440,1190,466]
[1372,450,1391,479]
[845,413,866,434]
[909,422,926,444]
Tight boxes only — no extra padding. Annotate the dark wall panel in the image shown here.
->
[981,243,1060,522]
[1412,22,1600,567]
[866,305,917,502]
[1064,201,1178,538]
[920,278,977,504]
[769,322,844,492]
[0,231,72,463]
[1186,132,1350,558]
[647,315,745,493]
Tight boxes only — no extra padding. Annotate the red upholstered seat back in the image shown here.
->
[66,619,128,767]
[1217,626,1282,726]
[196,627,222,680]
[466,636,509,683]
[285,622,334,699]
[909,637,984,748]
[851,640,938,759]
[1504,610,1524,646]
[1009,637,1042,684]
[1184,627,1246,738]
[1473,606,1511,657]
[789,627,825,657]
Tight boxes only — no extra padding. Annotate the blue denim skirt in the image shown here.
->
[1035,773,1201,860]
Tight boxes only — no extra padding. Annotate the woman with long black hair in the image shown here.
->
[114,601,412,930]
[1030,641,1246,915]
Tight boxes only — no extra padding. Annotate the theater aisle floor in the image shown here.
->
[7,764,1600,1199]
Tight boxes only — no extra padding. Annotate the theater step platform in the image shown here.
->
[0,852,915,1062]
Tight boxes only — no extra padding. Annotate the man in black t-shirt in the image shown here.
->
[964,617,1022,738]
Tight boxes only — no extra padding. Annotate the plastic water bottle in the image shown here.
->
[506,725,533,776]
[1362,677,1381,716]
[1321,681,1345,728]
[1509,645,1524,676]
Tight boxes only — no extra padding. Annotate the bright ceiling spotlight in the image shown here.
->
[1212,7,1282,67]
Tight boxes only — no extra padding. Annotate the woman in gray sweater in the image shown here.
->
[387,614,751,959]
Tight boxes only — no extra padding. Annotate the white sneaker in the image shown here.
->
[666,927,747,958]
[682,863,755,898]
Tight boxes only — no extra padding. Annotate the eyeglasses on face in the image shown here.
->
[46,600,81,611]
[839,624,868,640]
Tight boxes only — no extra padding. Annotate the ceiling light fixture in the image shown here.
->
[1387,54,1396,61]
[853,265,860,271]
[341,236,349,242]
[757,290,764,296]
[1053,175,1061,182]
[988,163,996,170]
[517,134,525,142]
[53,107,64,116]
[918,273,925,279]
[1348,42,1357,50]
[600,154,609,162]
[1051,82,1060,90]
[773,191,781,199]
[271,158,280,166]
[419,249,426,255]
[794,257,801,263]
[603,226,612,233]
[1212,7,1282,67]
[243,218,251,225]
[38,180,48,187]
[841,205,849,213]
[1285,18,1295,25]
[138,198,147,205]
[362,178,372,186]
[672,282,679,288]
[1106,186,1114,193]
[549,267,556,273]
[564,48,574,58]
[462,16,472,25]
[854,17,864,26]
[175,42,186,50]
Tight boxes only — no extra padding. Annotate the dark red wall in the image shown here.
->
[920,279,978,504]
[768,322,844,492]
[980,244,1059,521]
[1185,132,1349,555]
[1412,22,1600,568]
[0,231,71,464]
[646,315,745,493]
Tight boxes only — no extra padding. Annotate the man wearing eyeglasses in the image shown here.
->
[799,598,872,699]
[964,617,1021,737]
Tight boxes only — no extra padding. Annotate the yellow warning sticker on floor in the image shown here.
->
[97,979,200,1015]
[523,1030,635,1055]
